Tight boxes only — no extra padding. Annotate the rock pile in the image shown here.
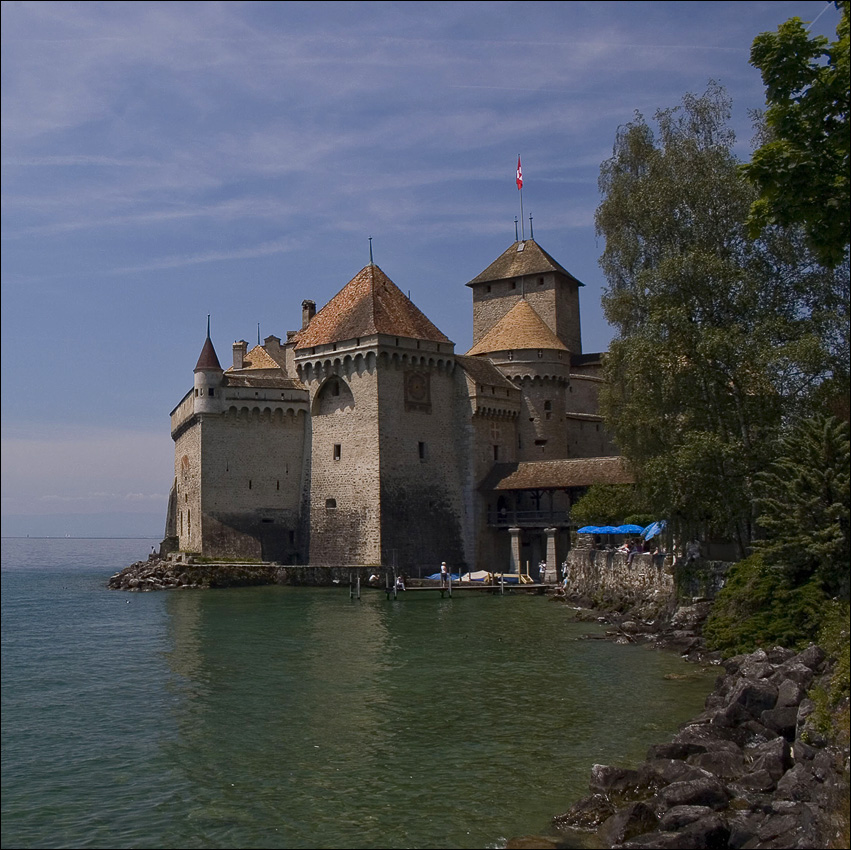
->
[107,558,287,590]
[554,646,849,849]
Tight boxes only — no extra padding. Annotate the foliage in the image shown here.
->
[595,82,849,555]
[743,2,850,267]
[569,484,643,527]
[703,554,829,655]
[754,414,851,597]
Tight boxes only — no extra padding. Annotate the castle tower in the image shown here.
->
[467,299,571,461]
[467,238,584,354]
[293,263,470,570]
[193,323,224,415]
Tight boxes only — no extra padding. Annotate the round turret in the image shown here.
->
[193,330,223,415]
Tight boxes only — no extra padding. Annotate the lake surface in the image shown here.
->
[1,538,717,849]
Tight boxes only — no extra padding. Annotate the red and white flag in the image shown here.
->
[516,156,523,190]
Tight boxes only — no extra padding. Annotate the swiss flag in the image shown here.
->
[516,156,523,190]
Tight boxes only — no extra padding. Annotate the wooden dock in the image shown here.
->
[379,580,547,599]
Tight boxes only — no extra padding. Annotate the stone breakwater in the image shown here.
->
[552,645,849,849]
[107,557,360,590]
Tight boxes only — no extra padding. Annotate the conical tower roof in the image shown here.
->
[466,299,568,356]
[194,334,223,372]
[294,264,451,349]
[467,239,583,287]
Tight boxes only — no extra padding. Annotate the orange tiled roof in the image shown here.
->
[455,355,518,391]
[466,299,568,356]
[481,456,633,491]
[226,345,281,372]
[294,264,451,349]
[467,239,583,287]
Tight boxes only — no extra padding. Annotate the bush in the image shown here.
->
[703,553,830,656]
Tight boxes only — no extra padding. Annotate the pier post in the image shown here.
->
[543,528,558,583]
[508,527,522,574]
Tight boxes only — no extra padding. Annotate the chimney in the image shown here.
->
[232,340,247,370]
[302,300,316,330]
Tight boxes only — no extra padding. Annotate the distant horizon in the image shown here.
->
[0,534,162,540]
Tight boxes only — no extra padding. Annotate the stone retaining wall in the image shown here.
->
[562,550,731,613]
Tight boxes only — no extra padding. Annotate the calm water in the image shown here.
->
[1,538,717,849]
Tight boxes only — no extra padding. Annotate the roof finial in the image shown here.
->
[529,214,534,240]
[257,323,261,345]
[369,236,374,266]
[206,314,211,339]
[514,216,519,241]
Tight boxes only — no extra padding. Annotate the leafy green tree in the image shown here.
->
[754,414,850,597]
[743,1,850,267]
[569,484,650,528]
[595,83,847,555]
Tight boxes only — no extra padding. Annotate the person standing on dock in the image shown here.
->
[440,562,449,587]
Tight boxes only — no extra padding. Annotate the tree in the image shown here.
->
[754,414,850,597]
[569,484,651,528]
[743,1,850,267]
[595,83,848,556]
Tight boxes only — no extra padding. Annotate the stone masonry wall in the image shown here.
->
[378,357,468,573]
[304,356,382,565]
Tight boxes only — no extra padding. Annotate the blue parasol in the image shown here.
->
[616,524,645,534]
[577,526,600,533]
[642,520,667,541]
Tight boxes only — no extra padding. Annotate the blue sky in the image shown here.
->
[1,0,841,537]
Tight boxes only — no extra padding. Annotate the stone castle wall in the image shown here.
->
[302,355,382,565]
[199,408,307,561]
[378,357,469,572]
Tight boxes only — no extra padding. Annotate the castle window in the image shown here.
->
[507,351,513,361]
[333,444,341,461]
[534,439,547,446]
[493,445,499,461]
[537,350,543,358]
[194,389,199,397]
[511,281,517,290]
[249,479,252,489]
[544,400,551,410]
[418,441,427,461]
[486,285,491,293]
[261,518,273,524]
[537,277,544,286]
[326,498,337,510]
[209,388,214,396]
[277,480,280,490]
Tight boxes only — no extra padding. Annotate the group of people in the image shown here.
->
[611,537,666,566]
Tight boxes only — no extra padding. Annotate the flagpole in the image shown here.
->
[516,155,524,240]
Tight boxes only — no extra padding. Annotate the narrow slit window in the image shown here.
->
[333,444,342,461]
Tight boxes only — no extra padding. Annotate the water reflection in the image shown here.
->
[154,587,716,849]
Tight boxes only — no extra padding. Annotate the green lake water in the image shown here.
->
[1,538,717,849]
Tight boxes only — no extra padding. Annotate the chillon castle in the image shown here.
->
[166,237,630,574]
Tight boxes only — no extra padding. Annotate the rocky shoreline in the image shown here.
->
[549,641,848,849]
[510,593,849,850]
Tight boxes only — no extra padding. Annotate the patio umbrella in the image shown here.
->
[577,526,600,533]
[642,520,667,541]
[596,526,621,535]
[616,524,645,534]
